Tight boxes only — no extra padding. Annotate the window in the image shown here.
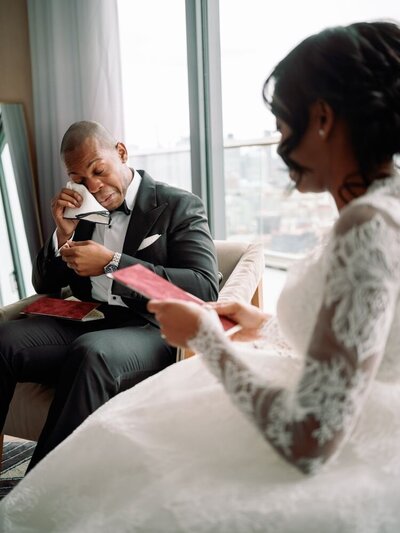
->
[117,0,191,190]
[219,0,399,263]
[118,0,399,266]
[0,134,34,305]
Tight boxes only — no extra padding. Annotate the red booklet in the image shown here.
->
[110,264,240,333]
[22,297,104,321]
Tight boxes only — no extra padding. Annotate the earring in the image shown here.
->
[319,129,325,137]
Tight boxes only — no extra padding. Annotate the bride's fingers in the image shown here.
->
[147,300,157,313]
[147,299,167,314]
[207,301,243,316]
[148,299,201,315]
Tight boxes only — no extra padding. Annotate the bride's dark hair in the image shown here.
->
[263,21,400,188]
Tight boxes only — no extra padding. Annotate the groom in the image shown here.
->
[0,120,219,469]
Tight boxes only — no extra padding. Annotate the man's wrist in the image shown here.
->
[54,230,75,257]
[104,252,122,274]
[56,229,74,249]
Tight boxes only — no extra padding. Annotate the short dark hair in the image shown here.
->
[263,21,400,184]
[60,121,116,158]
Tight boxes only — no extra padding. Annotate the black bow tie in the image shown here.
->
[113,200,131,215]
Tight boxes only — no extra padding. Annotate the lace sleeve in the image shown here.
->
[251,316,296,358]
[189,208,400,474]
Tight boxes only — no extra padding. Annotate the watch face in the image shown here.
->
[104,252,121,275]
[104,263,118,274]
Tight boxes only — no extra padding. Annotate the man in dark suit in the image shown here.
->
[0,121,219,469]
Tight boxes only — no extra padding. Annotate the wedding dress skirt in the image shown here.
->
[1,348,399,532]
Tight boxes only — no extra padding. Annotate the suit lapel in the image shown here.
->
[123,170,168,254]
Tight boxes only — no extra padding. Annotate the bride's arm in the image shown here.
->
[188,207,400,474]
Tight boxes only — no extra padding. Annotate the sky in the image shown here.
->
[118,0,399,151]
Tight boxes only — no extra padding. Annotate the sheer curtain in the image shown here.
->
[27,0,125,239]
[1,103,42,260]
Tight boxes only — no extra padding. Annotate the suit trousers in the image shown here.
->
[0,309,175,469]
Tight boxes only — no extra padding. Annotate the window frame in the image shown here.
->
[185,0,226,239]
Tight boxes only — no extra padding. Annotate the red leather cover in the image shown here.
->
[22,297,100,321]
[111,264,237,331]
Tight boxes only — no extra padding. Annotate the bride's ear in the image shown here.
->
[313,99,335,141]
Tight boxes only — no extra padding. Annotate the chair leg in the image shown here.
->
[0,433,4,473]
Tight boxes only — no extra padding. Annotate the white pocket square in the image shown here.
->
[138,234,162,251]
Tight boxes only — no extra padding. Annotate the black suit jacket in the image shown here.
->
[33,170,219,323]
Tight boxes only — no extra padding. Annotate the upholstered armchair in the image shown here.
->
[0,240,265,464]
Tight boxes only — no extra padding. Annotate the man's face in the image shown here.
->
[64,137,131,210]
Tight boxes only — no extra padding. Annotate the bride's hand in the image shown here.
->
[207,301,271,342]
[147,299,205,348]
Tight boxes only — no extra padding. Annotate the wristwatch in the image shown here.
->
[104,252,121,275]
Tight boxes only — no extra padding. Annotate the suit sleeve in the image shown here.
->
[32,234,72,295]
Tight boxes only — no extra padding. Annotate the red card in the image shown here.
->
[110,264,238,332]
[22,297,103,321]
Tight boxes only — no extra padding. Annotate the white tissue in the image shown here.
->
[63,181,110,224]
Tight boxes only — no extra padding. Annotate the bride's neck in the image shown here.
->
[332,160,396,210]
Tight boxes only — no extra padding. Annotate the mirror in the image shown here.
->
[0,103,40,305]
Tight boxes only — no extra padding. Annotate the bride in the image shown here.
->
[1,20,400,533]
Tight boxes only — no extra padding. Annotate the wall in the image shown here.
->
[0,0,36,176]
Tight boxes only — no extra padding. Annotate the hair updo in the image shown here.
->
[263,21,400,184]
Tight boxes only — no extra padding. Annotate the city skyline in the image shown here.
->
[118,0,399,149]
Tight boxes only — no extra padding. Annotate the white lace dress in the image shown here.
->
[2,176,400,533]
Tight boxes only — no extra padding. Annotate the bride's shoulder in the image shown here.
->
[334,203,380,235]
[334,175,400,238]
[328,200,400,278]
[334,201,399,238]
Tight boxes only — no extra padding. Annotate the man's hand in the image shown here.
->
[60,240,114,276]
[51,187,83,247]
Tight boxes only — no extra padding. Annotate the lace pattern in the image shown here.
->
[276,236,328,357]
[324,214,400,362]
[252,317,297,359]
[189,201,400,475]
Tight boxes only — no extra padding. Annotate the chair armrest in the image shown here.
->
[218,241,265,303]
[176,242,265,361]
[0,294,43,322]
[0,288,73,322]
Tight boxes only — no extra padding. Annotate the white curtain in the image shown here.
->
[28,0,125,239]
[1,103,43,260]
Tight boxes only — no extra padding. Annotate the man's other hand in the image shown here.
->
[60,240,114,276]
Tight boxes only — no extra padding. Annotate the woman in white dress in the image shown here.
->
[1,20,400,533]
